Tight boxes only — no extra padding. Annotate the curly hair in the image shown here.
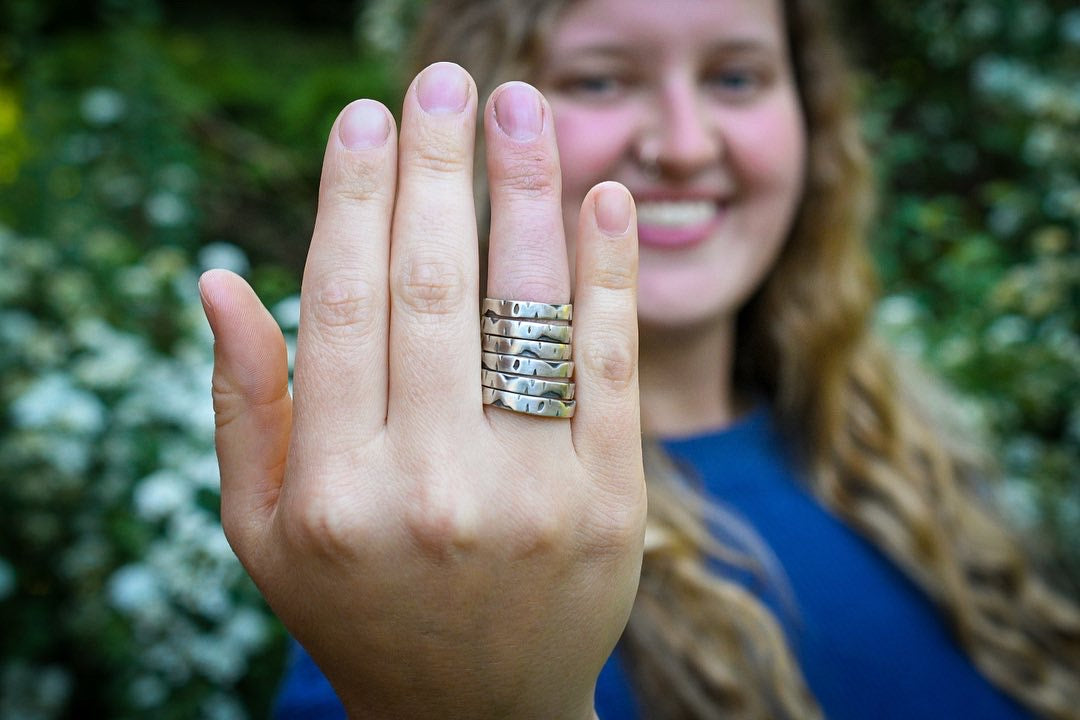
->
[405,0,1080,717]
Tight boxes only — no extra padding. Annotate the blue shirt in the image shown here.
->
[274,408,1030,719]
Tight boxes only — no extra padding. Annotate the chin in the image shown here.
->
[636,296,740,338]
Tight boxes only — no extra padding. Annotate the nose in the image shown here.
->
[639,78,721,177]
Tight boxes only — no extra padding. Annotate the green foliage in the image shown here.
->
[846,0,1080,579]
[0,0,1077,717]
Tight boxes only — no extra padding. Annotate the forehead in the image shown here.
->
[547,0,787,54]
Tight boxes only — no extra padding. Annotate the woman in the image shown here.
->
[199,0,1080,718]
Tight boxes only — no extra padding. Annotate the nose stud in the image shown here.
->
[636,139,661,179]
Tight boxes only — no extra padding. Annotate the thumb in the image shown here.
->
[199,269,291,557]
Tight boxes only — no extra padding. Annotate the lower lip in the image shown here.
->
[636,209,724,250]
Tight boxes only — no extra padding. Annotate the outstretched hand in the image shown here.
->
[199,62,645,719]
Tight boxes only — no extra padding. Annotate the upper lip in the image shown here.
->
[629,189,732,204]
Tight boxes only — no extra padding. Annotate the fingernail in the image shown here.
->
[493,83,543,142]
[417,62,469,115]
[338,99,391,150]
[596,184,632,236]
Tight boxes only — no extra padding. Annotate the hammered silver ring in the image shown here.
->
[481,297,576,419]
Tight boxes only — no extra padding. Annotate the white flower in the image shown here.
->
[201,692,247,720]
[0,311,37,345]
[145,192,189,228]
[188,635,245,684]
[116,267,156,302]
[876,294,922,328]
[223,608,269,652]
[985,315,1030,350]
[134,471,192,521]
[44,435,95,475]
[1063,9,1080,45]
[107,564,163,613]
[10,373,106,435]
[72,319,148,389]
[198,242,250,276]
[179,453,221,491]
[145,640,193,684]
[80,87,127,126]
[997,479,1040,529]
[272,294,302,330]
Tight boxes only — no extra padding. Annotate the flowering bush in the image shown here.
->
[0,217,296,718]
[0,16,304,714]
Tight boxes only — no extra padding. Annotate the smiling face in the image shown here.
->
[539,0,807,333]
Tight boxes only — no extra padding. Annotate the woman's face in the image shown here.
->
[540,0,806,332]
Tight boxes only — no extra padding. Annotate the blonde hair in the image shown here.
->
[406,0,1080,717]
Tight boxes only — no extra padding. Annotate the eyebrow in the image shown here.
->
[551,37,782,62]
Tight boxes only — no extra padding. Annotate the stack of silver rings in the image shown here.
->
[480,298,576,418]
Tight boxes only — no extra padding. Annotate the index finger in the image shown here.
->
[292,99,397,454]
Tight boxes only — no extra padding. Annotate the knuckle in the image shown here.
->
[393,254,467,315]
[328,156,390,206]
[591,260,636,291]
[493,149,558,199]
[285,491,364,561]
[403,484,478,560]
[510,504,566,559]
[408,131,470,176]
[211,368,290,430]
[309,275,381,338]
[211,375,244,429]
[580,330,637,389]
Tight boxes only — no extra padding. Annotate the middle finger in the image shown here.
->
[388,62,482,429]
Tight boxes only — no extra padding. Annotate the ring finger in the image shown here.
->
[482,82,572,434]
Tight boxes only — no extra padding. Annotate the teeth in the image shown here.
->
[637,200,716,227]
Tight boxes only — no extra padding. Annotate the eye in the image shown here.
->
[705,68,765,97]
[574,75,618,93]
[555,73,631,101]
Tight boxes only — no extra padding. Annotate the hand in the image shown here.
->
[199,62,644,720]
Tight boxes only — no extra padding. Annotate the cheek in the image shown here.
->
[551,106,636,277]
[552,107,635,199]
[729,98,806,198]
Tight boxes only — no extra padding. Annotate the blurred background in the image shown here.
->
[0,0,1076,717]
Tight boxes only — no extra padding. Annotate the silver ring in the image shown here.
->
[481,297,574,419]
[482,387,576,418]
[482,298,572,321]
[481,335,572,360]
[482,316,572,343]
[481,369,575,400]
[481,352,574,378]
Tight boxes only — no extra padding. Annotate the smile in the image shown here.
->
[635,200,724,249]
